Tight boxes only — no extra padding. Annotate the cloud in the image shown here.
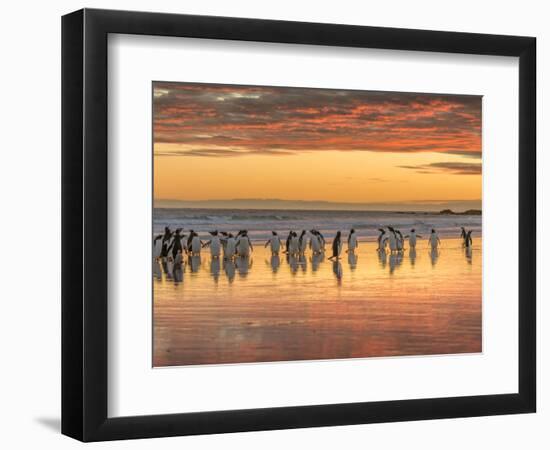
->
[153,82,482,158]
[398,162,482,175]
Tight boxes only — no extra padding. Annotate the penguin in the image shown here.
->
[186,229,195,250]
[377,228,386,250]
[264,231,282,255]
[329,231,343,260]
[223,233,237,259]
[285,231,293,253]
[236,230,253,257]
[405,228,421,250]
[205,230,221,258]
[347,228,358,253]
[429,228,441,250]
[288,231,300,256]
[190,231,202,255]
[316,230,326,248]
[309,229,322,255]
[168,228,187,260]
[460,227,467,246]
[464,230,473,248]
[153,226,173,259]
[395,229,404,252]
[299,230,308,254]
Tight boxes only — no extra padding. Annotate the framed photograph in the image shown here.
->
[62,8,536,441]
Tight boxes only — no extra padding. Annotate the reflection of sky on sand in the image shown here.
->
[154,238,482,367]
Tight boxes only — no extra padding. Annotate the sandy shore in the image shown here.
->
[153,237,481,367]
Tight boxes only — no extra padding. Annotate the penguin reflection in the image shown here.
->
[287,254,299,275]
[347,251,358,270]
[188,255,201,273]
[464,246,473,265]
[223,258,236,283]
[389,251,403,274]
[172,261,184,283]
[430,248,440,267]
[332,259,343,282]
[409,248,417,267]
[236,255,252,277]
[269,254,281,273]
[210,257,220,282]
[377,248,387,268]
[311,252,324,272]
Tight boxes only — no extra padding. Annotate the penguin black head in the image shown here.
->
[411,228,415,232]
[164,226,170,233]
[388,226,395,232]
[272,231,278,236]
[431,229,436,233]
[209,230,218,236]
[336,231,341,238]
[175,228,182,234]
[350,228,355,234]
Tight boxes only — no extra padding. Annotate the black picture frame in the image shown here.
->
[62,8,536,442]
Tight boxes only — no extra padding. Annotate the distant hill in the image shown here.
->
[439,209,482,215]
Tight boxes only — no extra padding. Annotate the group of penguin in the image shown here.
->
[154,225,475,266]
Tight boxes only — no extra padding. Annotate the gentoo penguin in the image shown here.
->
[223,233,237,259]
[387,226,398,253]
[298,230,308,254]
[288,231,300,256]
[264,231,282,255]
[309,229,322,255]
[153,226,173,259]
[377,228,386,250]
[405,228,421,250]
[429,228,441,250]
[460,227,467,246]
[236,230,253,257]
[347,228,358,253]
[329,231,343,260]
[206,230,221,258]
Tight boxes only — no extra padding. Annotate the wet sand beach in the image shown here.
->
[153,237,481,367]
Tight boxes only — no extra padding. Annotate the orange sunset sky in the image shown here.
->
[153,82,481,211]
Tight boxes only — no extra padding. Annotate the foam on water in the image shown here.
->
[153,208,481,242]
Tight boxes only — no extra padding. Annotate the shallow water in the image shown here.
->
[153,238,481,366]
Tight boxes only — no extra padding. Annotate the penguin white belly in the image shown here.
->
[300,237,308,253]
[225,239,236,257]
[311,236,321,253]
[270,238,280,253]
[237,238,250,256]
[348,235,357,250]
[191,236,201,254]
[409,235,417,248]
[389,235,397,251]
[210,237,221,257]
[429,235,438,248]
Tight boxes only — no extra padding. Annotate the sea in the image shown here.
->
[153,208,482,242]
